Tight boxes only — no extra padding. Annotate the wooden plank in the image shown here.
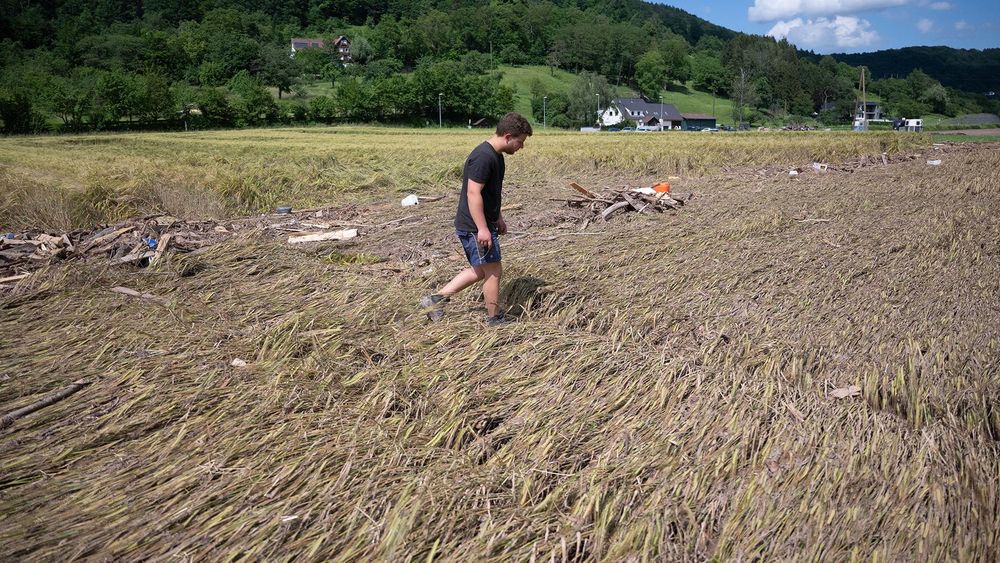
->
[0,273,30,283]
[81,226,134,252]
[153,233,172,262]
[116,250,156,264]
[287,228,358,244]
[620,192,648,214]
[0,239,43,246]
[569,182,600,199]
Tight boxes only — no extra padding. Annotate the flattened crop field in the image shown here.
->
[1,129,998,560]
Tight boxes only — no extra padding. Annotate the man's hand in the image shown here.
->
[477,229,492,251]
[497,216,508,235]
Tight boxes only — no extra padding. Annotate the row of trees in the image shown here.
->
[1,1,995,133]
[0,55,516,133]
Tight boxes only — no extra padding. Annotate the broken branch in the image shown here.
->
[1,379,90,429]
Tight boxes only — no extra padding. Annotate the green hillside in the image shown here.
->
[498,65,736,125]
[497,65,637,120]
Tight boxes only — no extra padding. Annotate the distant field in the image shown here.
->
[0,127,925,231]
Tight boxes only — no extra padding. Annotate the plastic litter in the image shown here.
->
[812,162,828,172]
[143,237,158,248]
[788,170,799,176]
[276,206,292,214]
[401,194,419,207]
[927,159,941,166]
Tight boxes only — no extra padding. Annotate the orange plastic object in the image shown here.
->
[653,182,671,193]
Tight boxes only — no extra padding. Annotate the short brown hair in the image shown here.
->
[496,112,533,137]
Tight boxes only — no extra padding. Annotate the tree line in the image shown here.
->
[0,0,995,134]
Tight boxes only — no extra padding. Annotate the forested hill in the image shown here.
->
[331,0,737,44]
[1,0,996,134]
[830,47,1000,94]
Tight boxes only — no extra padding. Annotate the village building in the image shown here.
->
[290,36,352,64]
[599,98,718,131]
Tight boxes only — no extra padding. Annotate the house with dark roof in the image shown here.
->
[601,98,684,129]
[681,113,717,130]
[290,36,351,64]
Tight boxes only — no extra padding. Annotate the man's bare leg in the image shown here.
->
[479,262,502,317]
[438,266,486,297]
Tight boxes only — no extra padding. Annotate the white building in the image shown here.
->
[600,98,684,129]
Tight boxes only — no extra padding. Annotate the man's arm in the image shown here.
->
[466,180,493,249]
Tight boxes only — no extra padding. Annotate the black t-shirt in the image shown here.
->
[455,141,505,232]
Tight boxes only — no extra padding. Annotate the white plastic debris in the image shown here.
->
[927,159,942,166]
[812,162,828,172]
[788,169,799,176]
[401,194,419,206]
[231,358,247,368]
[632,187,657,195]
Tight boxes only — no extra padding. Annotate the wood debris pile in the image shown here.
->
[0,205,390,284]
[1,215,231,282]
[553,182,689,230]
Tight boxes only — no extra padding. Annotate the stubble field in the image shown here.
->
[1,128,998,561]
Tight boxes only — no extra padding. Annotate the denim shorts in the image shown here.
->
[456,230,501,266]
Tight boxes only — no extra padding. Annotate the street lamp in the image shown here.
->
[659,94,663,131]
[596,94,600,127]
[543,96,547,129]
[438,93,443,127]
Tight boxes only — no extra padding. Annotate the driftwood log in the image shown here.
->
[1,379,90,429]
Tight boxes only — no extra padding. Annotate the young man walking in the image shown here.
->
[421,112,533,325]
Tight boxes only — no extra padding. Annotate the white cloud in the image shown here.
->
[767,16,880,50]
[917,18,934,32]
[749,0,909,22]
[928,2,953,9]
[954,20,968,30]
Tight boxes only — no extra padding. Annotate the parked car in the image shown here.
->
[701,127,719,132]
[719,124,734,131]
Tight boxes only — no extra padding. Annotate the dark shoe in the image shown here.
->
[486,314,514,327]
[419,294,450,308]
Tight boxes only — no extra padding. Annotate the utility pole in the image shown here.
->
[543,96,547,129]
[860,67,867,131]
[596,94,600,127]
[438,93,443,127]
[659,94,663,131]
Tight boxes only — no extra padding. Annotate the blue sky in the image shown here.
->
[658,0,998,53]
